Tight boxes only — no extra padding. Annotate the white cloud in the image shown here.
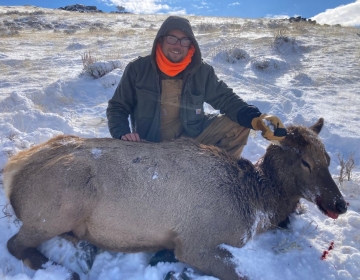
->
[101,0,185,14]
[265,14,291,19]
[168,8,187,15]
[312,1,360,26]
[192,2,210,9]
[192,4,204,9]
[228,2,240,6]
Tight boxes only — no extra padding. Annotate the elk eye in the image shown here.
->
[301,159,311,172]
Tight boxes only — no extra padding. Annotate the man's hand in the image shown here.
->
[251,114,287,141]
[121,133,141,142]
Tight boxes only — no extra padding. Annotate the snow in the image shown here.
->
[0,5,360,280]
[91,148,102,159]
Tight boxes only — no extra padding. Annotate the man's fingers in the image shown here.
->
[121,133,141,142]
[129,133,137,141]
[134,133,141,142]
[128,133,140,141]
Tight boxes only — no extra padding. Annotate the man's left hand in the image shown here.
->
[121,133,141,142]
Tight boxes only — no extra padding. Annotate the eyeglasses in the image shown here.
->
[164,35,192,47]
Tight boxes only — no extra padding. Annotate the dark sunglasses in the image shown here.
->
[164,35,192,47]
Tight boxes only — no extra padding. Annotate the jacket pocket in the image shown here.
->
[189,91,205,103]
[184,92,205,137]
[187,93,204,120]
[135,87,158,118]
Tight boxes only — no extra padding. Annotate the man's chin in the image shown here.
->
[167,55,184,63]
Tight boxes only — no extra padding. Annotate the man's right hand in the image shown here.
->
[251,114,287,141]
[121,133,141,142]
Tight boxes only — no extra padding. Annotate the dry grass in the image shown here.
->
[1,202,21,226]
[81,50,97,69]
[0,8,357,83]
[117,29,138,37]
[0,61,11,74]
[289,21,310,36]
[272,220,318,254]
[273,28,289,38]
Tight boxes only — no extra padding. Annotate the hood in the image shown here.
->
[151,16,202,73]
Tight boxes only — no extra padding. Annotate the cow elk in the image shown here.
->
[3,118,347,280]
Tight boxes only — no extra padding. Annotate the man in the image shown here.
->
[107,16,286,159]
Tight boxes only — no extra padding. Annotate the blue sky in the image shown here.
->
[0,0,358,20]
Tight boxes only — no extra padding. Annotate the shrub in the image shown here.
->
[250,56,286,71]
[84,61,121,79]
[0,27,19,37]
[63,29,76,34]
[196,22,217,32]
[81,51,97,68]
[81,51,121,79]
[337,152,356,185]
[213,47,250,64]
[251,57,270,70]
[274,35,300,54]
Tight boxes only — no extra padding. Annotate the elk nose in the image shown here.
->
[336,200,347,214]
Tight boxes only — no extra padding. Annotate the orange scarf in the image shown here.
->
[156,43,195,77]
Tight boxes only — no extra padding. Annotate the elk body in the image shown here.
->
[3,118,347,280]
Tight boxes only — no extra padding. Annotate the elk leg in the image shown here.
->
[175,245,241,280]
[7,226,80,280]
[61,231,81,245]
[60,231,98,273]
[75,240,98,274]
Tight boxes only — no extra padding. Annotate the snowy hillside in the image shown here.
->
[0,5,360,280]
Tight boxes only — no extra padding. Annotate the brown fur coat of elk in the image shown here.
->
[4,118,347,280]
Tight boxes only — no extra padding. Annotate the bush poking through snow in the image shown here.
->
[251,56,286,71]
[229,48,249,62]
[81,51,122,78]
[337,152,356,185]
[214,47,250,64]
[252,57,270,70]
[273,35,299,54]
[81,51,97,68]
[196,22,217,32]
[64,29,76,35]
[83,61,121,79]
[0,27,19,37]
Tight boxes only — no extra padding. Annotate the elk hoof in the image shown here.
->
[75,241,98,274]
[277,216,291,229]
[69,271,80,280]
[164,268,191,280]
[149,249,178,266]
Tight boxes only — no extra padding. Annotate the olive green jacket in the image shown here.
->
[107,16,248,142]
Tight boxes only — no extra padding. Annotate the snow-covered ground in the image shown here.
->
[0,5,359,280]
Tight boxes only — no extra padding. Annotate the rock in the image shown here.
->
[58,4,103,13]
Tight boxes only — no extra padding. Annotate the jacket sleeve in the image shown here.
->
[106,63,137,139]
[204,65,249,122]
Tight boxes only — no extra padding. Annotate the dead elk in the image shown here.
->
[3,118,347,280]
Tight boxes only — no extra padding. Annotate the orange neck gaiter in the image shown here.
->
[156,43,195,77]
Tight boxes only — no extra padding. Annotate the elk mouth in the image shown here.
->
[315,197,339,219]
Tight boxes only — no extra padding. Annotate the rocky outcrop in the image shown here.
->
[289,16,317,24]
[58,4,103,13]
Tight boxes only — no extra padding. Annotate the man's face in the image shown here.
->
[160,29,191,63]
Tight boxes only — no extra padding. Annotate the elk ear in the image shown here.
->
[310,118,324,135]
